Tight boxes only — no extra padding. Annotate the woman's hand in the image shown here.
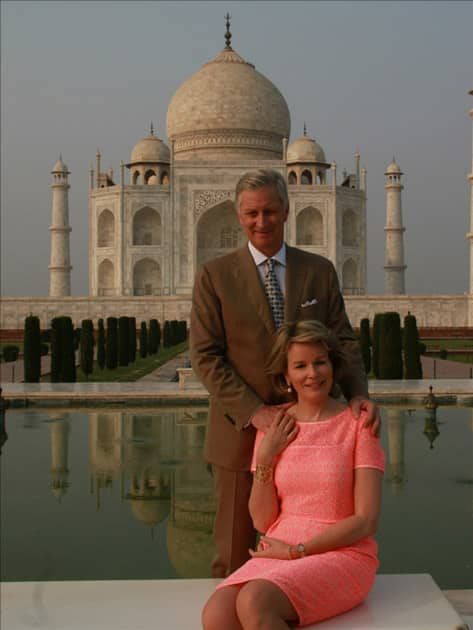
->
[256,410,299,466]
[251,403,293,432]
[249,536,291,560]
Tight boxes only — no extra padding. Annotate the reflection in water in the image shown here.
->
[423,409,440,449]
[386,407,406,494]
[87,408,216,576]
[2,404,471,587]
[48,414,70,500]
[0,403,8,455]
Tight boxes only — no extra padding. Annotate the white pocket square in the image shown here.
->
[301,299,318,308]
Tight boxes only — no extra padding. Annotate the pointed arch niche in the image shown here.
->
[97,209,115,247]
[296,206,323,246]
[196,199,244,268]
[97,259,115,296]
[342,258,358,294]
[342,209,359,246]
[133,206,161,246]
[133,257,161,295]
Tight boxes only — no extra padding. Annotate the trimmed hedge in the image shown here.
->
[148,319,159,355]
[372,313,383,379]
[50,316,76,382]
[80,319,94,380]
[118,316,129,367]
[359,318,371,375]
[97,319,106,370]
[24,315,41,382]
[403,313,423,379]
[2,345,19,362]
[139,322,148,358]
[106,317,118,370]
[379,312,403,379]
[128,317,137,363]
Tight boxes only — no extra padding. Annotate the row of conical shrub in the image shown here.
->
[359,312,423,379]
[21,315,187,382]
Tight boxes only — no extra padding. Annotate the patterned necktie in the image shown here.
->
[264,258,285,328]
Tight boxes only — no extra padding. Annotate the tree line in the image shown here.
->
[3,312,424,382]
[359,312,423,379]
[16,315,187,382]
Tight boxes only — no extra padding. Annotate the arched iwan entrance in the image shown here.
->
[196,200,244,268]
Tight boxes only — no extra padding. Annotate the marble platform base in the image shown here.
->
[2,574,468,630]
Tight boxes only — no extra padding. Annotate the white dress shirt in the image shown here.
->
[247,241,286,297]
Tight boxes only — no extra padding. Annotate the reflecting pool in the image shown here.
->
[1,405,472,589]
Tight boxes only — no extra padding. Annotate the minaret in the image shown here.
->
[49,156,72,296]
[384,158,406,294]
[467,90,473,293]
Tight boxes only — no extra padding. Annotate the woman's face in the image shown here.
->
[285,341,333,404]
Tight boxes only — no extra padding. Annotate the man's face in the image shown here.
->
[237,185,288,257]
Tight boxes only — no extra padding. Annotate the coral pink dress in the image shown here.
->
[217,406,385,627]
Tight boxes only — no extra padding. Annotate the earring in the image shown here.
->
[287,383,292,393]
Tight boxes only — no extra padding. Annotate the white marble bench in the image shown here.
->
[2,574,467,629]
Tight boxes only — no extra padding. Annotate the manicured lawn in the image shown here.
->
[39,342,189,382]
[422,339,473,364]
[422,338,473,350]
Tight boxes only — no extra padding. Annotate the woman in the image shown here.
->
[202,320,384,629]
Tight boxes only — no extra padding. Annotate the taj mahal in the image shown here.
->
[2,22,472,331]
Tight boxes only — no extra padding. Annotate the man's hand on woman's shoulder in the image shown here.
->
[349,396,381,437]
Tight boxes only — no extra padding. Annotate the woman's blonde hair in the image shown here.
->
[266,320,350,400]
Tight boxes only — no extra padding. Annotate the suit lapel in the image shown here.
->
[233,247,275,335]
[285,246,307,322]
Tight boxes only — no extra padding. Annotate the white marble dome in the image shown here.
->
[166,45,290,160]
[287,132,326,164]
[130,131,170,164]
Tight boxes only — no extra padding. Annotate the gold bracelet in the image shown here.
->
[254,463,273,485]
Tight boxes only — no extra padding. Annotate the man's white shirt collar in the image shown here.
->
[247,242,286,267]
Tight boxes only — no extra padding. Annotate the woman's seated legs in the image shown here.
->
[236,579,299,630]
[202,586,242,630]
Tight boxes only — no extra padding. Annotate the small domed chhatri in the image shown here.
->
[130,125,170,164]
[166,17,290,160]
[287,125,330,185]
[287,126,327,164]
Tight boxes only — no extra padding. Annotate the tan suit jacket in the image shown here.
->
[190,244,367,471]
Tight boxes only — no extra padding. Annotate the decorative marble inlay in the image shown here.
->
[173,130,283,154]
[193,190,233,220]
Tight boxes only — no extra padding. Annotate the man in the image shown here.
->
[190,169,378,578]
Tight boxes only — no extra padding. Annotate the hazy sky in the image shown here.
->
[1,0,472,297]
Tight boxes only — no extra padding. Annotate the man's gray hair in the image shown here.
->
[235,169,289,212]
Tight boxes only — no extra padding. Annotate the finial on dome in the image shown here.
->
[224,12,232,49]
[59,152,63,161]
[150,122,154,136]
[303,123,307,137]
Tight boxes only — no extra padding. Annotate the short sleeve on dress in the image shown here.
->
[354,415,385,472]
[251,431,265,472]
